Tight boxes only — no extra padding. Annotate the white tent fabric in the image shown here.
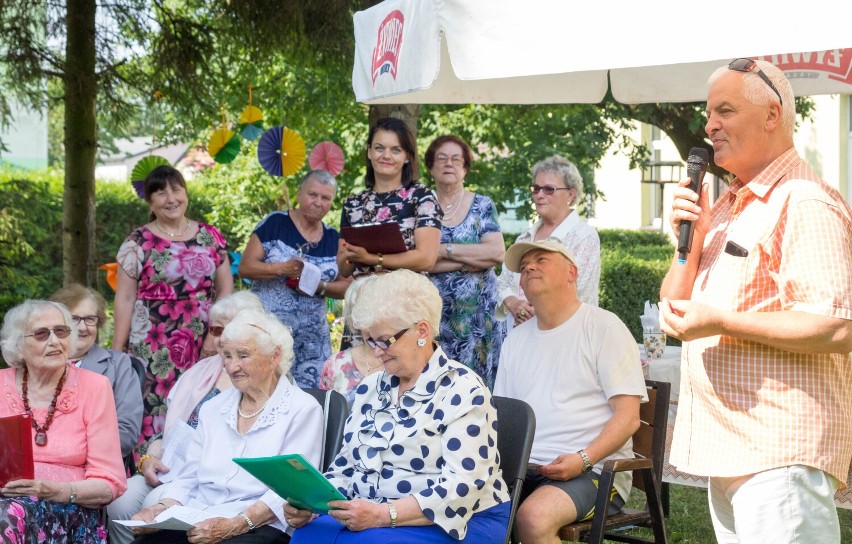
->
[353,0,852,104]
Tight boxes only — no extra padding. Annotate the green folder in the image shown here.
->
[233,453,347,513]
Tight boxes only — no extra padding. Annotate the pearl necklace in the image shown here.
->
[155,219,191,238]
[237,396,268,419]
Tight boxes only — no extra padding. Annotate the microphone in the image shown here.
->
[677,147,709,264]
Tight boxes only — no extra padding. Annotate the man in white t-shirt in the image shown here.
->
[494,238,647,544]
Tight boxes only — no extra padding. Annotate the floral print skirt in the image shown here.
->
[0,497,105,543]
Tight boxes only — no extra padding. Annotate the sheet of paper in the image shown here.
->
[158,420,194,484]
[298,261,321,296]
[114,505,218,531]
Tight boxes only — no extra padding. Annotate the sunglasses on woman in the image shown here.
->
[25,326,72,342]
[208,325,225,337]
[365,327,412,350]
[530,184,571,196]
[727,58,783,106]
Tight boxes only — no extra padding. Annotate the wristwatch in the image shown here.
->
[577,449,593,474]
[387,502,398,528]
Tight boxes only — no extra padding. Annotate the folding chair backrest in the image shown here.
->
[633,381,670,493]
[302,388,350,471]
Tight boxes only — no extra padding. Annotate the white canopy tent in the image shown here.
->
[353,0,852,104]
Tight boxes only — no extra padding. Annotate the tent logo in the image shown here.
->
[372,10,405,85]
[760,49,852,85]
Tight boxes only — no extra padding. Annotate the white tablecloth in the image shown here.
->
[640,344,852,509]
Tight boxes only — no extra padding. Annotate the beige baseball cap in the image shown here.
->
[504,238,577,273]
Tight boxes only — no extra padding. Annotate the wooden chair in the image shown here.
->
[493,396,536,544]
[558,380,670,544]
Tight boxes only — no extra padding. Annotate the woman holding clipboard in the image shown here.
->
[337,117,443,279]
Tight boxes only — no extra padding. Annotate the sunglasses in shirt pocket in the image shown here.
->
[724,240,749,258]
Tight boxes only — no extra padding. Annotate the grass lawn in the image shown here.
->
[585,483,852,543]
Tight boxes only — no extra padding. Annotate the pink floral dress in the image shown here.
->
[116,223,227,451]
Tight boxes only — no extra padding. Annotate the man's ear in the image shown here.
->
[765,101,783,132]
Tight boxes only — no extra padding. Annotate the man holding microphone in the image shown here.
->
[659,58,852,542]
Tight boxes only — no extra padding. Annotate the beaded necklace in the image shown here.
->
[21,365,68,446]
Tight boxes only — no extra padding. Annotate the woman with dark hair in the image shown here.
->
[112,165,233,454]
[425,135,506,388]
[337,117,442,278]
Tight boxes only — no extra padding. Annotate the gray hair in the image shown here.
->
[531,155,583,207]
[351,269,441,336]
[343,275,379,346]
[300,169,337,194]
[209,291,265,324]
[220,309,295,376]
[708,59,795,136]
[1,300,76,368]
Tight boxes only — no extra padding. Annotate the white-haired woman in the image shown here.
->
[129,309,323,544]
[285,270,510,544]
[108,291,266,544]
[1,300,126,543]
[496,155,601,328]
[240,170,350,389]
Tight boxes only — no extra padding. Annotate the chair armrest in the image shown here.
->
[601,457,653,473]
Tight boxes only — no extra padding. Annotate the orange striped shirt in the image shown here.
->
[670,148,852,485]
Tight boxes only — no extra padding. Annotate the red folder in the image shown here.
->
[340,223,407,255]
[0,414,35,485]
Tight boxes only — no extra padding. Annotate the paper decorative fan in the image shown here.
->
[208,128,241,164]
[99,262,118,292]
[129,155,170,199]
[257,126,306,177]
[309,141,345,176]
[239,105,264,141]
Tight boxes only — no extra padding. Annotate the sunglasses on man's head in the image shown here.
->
[727,58,783,106]
[25,326,72,342]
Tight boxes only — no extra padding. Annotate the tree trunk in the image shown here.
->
[63,0,98,287]
[369,104,421,180]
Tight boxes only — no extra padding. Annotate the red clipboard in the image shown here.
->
[0,414,35,485]
[340,223,407,255]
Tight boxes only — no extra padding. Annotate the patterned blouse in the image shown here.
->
[340,183,442,276]
[324,347,510,540]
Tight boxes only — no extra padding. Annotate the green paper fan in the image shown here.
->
[209,128,241,164]
[129,155,171,198]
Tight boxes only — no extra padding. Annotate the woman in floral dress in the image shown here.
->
[112,166,233,454]
[338,117,443,278]
[425,135,506,388]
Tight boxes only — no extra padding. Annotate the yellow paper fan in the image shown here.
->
[209,128,240,164]
[280,128,306,177]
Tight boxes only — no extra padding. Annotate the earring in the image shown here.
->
[405,160,410,164]
[417,338,426,347]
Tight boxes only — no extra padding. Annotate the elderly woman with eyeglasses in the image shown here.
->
[107,291,265,544]
[49,284,143,459]
[129,308,322,544]
[240,169,350,389]
[496,155,601,329]
[285,269,510,544]
[0,300,127,543]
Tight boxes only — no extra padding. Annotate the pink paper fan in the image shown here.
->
[308,141,345,176]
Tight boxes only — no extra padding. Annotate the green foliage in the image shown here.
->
[597,229,674,342]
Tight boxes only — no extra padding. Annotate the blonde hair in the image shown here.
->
[351,270,441,336]
[221,309,294,376]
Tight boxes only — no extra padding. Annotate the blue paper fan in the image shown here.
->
[257,126,285,176]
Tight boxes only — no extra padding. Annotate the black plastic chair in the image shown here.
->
[302,388,349,471]
[128,356,146,395]
[493,395,536,544]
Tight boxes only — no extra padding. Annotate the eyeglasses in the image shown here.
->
[208,325,225,337]
[25,326,72,342]
[365,327,412,350]
[71,315,99,326]
[728,58,783,106]
[435,154,465,166]
[530,184,571,196]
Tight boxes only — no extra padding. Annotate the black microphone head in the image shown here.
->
[687,147,709,172]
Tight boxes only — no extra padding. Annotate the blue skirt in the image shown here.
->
[291,501,510,544]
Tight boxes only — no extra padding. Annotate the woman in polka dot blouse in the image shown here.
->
[286,269,511,543]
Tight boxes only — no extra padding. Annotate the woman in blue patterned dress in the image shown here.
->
[285,270,510,544]
[426,135,506,388]
[239,170,350,388]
